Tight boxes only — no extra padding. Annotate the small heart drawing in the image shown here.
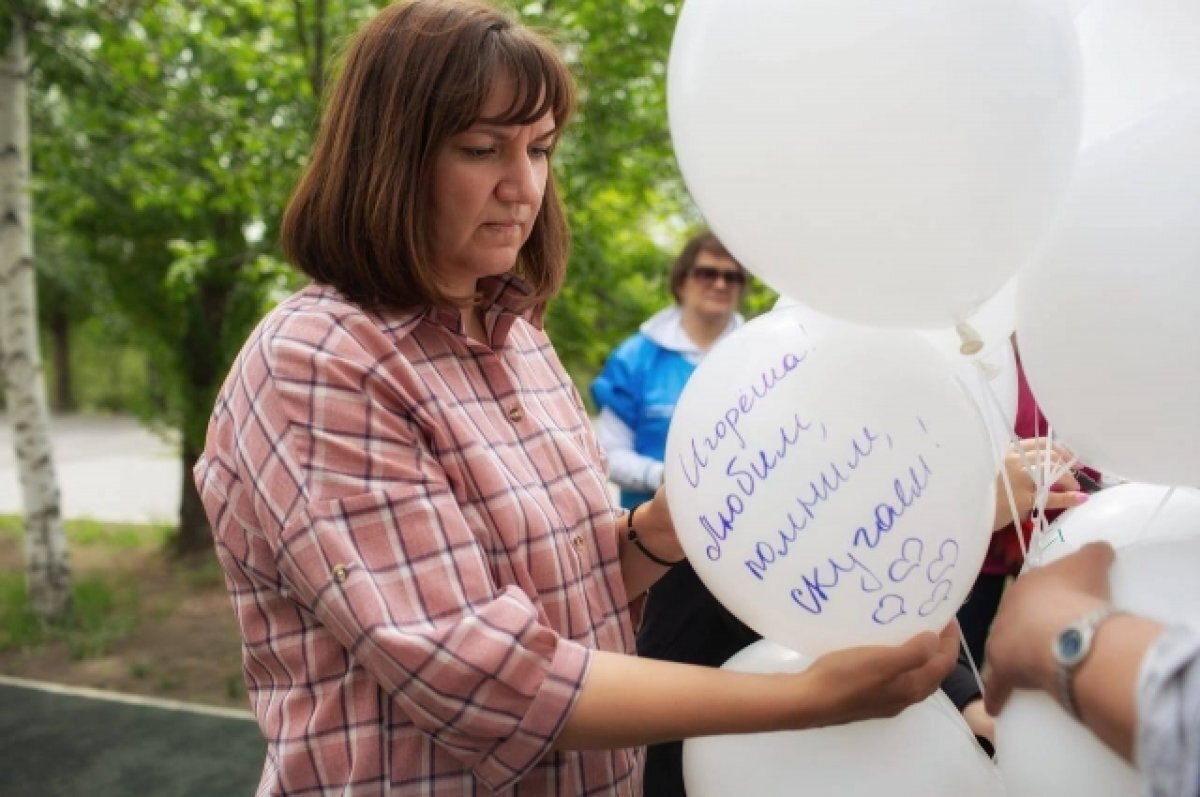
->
[872,594,907,625]
[888,537,924,583]
[926,538,960,584]
[919,580,953,617]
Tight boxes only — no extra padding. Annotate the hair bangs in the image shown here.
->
[475,25,573,130]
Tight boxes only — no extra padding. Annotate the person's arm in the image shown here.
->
[591,342,666,495]
[595,408,664,494]
[556,621,961,749]
[982,543,1165,762]
[614,488,685,600]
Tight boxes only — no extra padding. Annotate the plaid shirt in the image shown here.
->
[195,277,641,796]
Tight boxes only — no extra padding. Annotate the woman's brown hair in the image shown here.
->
[281,0,575,310]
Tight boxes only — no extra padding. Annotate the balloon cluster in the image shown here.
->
[663,0,1200,793]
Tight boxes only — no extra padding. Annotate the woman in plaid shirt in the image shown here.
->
[195,1,960,794]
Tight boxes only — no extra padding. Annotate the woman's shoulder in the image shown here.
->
[236,285,425,384]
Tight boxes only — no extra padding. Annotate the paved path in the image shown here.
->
[1,420,259,795]
[0,415,180,524]
[0,676,264,796]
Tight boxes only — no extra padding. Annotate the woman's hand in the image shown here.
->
[961,699,995,746]
[993,437,1088,531]
[559,622,960,749]
[797,621,960,727]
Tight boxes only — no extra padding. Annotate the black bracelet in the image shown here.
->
[626,503,684,567]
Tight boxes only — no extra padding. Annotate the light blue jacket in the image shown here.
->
[591,307,741,509]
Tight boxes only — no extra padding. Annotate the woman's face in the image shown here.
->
[677,252,745,321]
[430,80,557,298]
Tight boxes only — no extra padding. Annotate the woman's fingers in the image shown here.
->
[1041,489,1089,513]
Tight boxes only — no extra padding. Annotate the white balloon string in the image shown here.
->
[1132,486,1176,546]
[959,624,986,699]
[973,361,1028,558]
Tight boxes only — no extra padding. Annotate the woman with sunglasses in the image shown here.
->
[591,231,747,511]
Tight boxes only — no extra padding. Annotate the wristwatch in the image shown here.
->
[1053,605,1122,719]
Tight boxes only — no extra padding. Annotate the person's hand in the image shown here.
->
[982,542,1115,714]
[961,699,995,746]
[797,621,959,727]
[993,437,1088,531]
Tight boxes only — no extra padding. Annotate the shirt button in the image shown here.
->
[572,536,584,550]
[507,405,525,422]
[332,564,349,583]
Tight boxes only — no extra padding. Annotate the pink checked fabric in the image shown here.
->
[195,276,641,796]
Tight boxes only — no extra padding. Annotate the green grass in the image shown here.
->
[0,515,171,549]
[0,516,170,658]
[0,571,141,657]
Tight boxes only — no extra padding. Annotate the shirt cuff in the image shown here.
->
[474,639,592,791]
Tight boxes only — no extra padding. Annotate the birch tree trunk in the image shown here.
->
[0,16,71,622]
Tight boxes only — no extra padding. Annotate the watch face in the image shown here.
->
[1058,628,1085,662]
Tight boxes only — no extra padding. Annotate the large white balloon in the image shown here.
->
[664,308,996,657]
[684,640,1005,797]
[1077,0,1200,147]
[1017,91,1200,487]
[669,0,1083,328]
[997,532,1200,797]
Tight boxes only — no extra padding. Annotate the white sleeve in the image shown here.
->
[1137,624,1200,797]
[595,407,665,495]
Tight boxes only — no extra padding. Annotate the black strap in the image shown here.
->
[626,503,684,567]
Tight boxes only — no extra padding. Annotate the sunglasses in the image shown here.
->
[689,266,746,286]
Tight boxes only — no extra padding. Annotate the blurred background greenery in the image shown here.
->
[2,0,778,555]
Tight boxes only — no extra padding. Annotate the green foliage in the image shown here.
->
[0,571,140,658]
[23,0,775,545]
[0,516,171,655]
[41,317,158,415]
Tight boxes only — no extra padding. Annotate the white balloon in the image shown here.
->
[774,294,1018,460]
[1017,91,1200,487]
[997,690,1140,797]
[1029,482,1200,567]
[684,640,1005,797]
[664,308,996,657]
[1077,0,1200,147]
[669,0,1082,328]
[997,533,1200,796]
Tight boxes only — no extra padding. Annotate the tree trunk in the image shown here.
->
[173,263,235,556]
[0,18,71,621]
[176,438,210,556]
[48,305,74,413]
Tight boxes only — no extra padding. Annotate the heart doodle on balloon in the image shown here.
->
[872,594,907,625]
[925,538,960,584]
[919,580,953,617]
[888,537,924,583]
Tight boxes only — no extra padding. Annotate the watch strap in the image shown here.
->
[1055,605,1121,720]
